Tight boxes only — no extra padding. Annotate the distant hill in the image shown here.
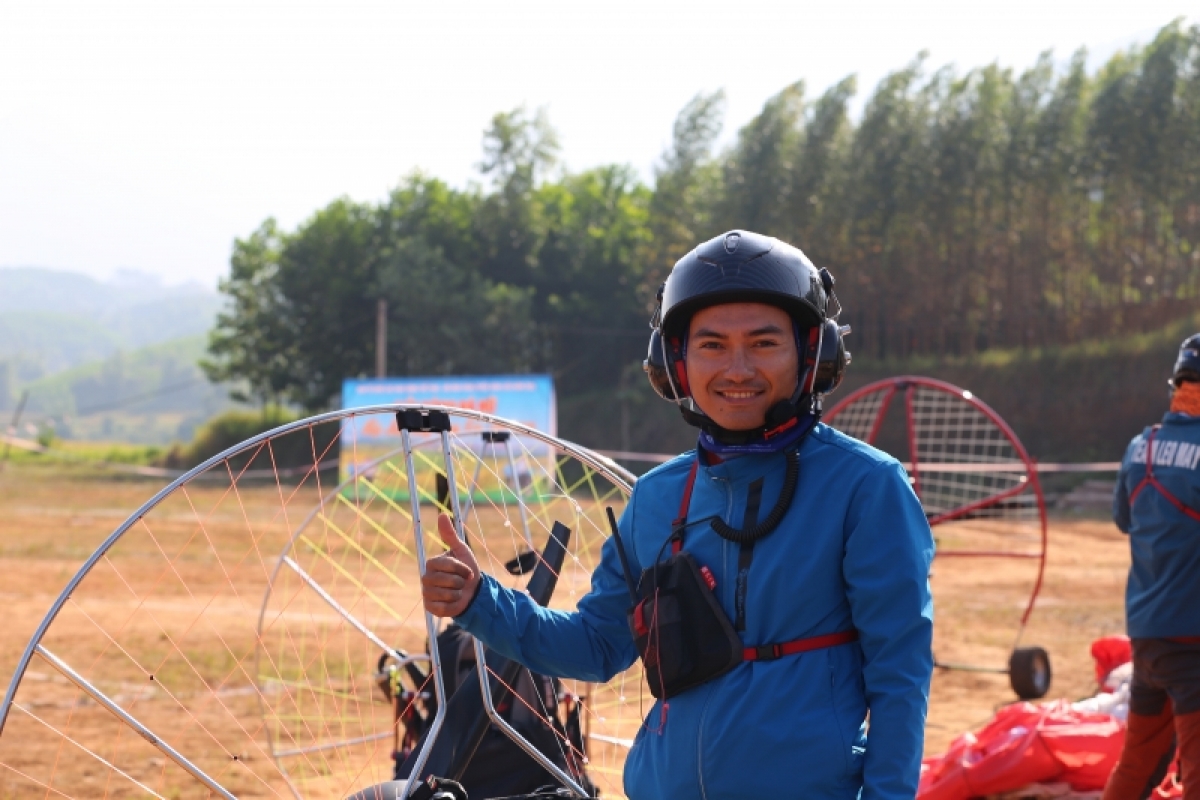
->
[0,267,218,316]
[0,267,224,380]
[9,334,248,445]
[0,268,242,444]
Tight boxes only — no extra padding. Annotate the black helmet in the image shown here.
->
[644,230,850,439]
[658,230,829,337]
[1172,333,1200,388]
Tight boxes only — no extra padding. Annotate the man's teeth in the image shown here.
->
[722,391,758,399]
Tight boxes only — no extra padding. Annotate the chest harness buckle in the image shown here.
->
[1130,426,1200,522]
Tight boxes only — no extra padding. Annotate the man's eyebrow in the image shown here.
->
[691,323,787,338]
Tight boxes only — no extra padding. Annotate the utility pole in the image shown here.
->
[375,298,388,378]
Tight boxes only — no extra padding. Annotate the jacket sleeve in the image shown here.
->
[451,491,642,683]
[843,461,936,800]
[1113,436,1137,534]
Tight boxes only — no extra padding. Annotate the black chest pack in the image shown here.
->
[607,452,859,700]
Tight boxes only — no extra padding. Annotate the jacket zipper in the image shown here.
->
[696,472,732,798]
[711,472,734,610]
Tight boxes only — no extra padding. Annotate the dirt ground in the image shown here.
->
[0,464,1130,798]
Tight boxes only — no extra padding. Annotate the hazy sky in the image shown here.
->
[1,0,1194,288]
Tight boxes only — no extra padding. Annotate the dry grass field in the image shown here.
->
[0,463,1130,798]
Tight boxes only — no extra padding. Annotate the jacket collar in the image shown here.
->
[696,425,819,482]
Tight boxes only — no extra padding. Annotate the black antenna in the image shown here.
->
[605,506,639,604]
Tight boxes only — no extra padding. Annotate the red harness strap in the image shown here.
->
[670,459,700,554]
[745,630,860,662]
[1130,427,1200,523]
[671,454,859,662]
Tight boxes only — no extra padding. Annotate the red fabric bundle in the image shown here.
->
[1091,635,1132,686]
[918,701,1125,799]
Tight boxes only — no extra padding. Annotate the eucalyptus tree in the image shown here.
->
[992,54,1054,348]
[785,76,856,263]
[1027,50,1092,342]
[842,57,932,359]
[475,107,561,290]
[714,80,806,235]
[924,63,1017,354]
[647,90,726,285]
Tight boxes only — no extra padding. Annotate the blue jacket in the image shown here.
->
[1113,412,1200,638]
[456,423,935,799]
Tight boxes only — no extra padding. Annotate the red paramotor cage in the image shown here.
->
[825,376,1048,633]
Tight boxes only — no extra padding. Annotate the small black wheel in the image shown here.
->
[1009,646,1052,699]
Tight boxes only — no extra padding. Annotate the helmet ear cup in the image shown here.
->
[643,329,691,400]
[668,336,691,397]
[798,325,822,397]
[813,319,849,396]
[644,329,675,400]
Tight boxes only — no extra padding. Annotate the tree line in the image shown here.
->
[206,20,1200,447]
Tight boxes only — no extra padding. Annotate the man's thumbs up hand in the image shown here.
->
[421,514,482,618]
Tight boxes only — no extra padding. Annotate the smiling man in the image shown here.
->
[423,230,934,799]
[684,302,800,431]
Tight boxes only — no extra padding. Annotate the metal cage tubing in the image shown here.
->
[35,644,237,800]
[469,640,589,797]
[464,434,534,551]
[399,428,451,798]
[466,427,590,796]
[502,434,534,551]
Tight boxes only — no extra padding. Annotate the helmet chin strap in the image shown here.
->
[694,391,817,448]
[696,405,817,456]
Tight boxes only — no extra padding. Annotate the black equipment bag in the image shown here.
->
[628,551,743,699]
[431,625,586,799]
[393,521,594,798]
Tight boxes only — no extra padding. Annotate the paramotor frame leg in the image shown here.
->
[397,421,455,798]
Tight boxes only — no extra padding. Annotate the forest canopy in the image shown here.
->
[206,21,1200,448]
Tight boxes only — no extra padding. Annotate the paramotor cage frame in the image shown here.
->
[0,405,634,800]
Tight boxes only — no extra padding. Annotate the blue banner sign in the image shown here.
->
[339,375,556,488]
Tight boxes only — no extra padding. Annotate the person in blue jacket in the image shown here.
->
[423,230,935,799]
[1104,334,1200,800]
